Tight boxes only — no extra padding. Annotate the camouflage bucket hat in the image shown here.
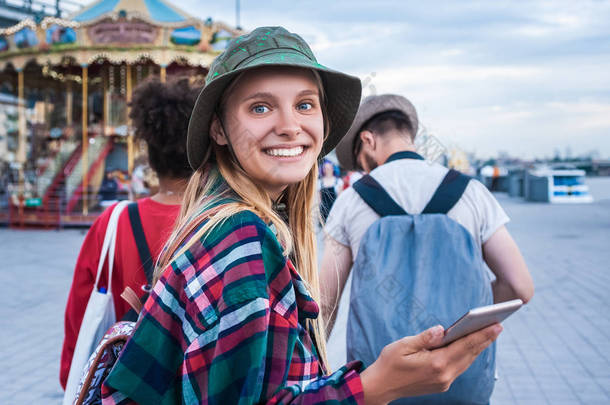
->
[187,26,362,170]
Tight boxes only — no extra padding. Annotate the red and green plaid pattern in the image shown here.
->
[102,210,364,404]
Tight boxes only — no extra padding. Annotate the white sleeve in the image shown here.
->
[469,180,510,243]
[323,189,352,247]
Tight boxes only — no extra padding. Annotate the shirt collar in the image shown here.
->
[385,150,424,164]
[286,260,319,321]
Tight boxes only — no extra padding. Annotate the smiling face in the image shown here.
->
[211,67,325,200]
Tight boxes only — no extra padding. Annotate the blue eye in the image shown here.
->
[252,105,269,114]
[297,102,313,111]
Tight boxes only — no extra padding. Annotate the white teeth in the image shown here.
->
[265,146,304,157]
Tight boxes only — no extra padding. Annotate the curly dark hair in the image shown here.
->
[129,77,201,179]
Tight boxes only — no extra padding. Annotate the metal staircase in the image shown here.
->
[65,136,112,213]
[36,141,77,199]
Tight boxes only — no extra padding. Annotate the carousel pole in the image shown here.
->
[66,81,73,126]
[103,65,109,135]
[81,65,89,216]
[16,69,25,195]
[160,64,167,83]
[126,64,134,175]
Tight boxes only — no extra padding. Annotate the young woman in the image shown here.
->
[61,77,200,389]
[101,27,501,405]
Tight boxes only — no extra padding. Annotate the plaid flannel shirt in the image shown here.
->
[102,210,364,404]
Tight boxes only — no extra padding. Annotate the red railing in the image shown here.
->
[42,144,83,209]
[2,136,117,228]
[2,187,107,229]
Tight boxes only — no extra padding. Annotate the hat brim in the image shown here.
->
[187,49,362,170]
[335,95,419,171]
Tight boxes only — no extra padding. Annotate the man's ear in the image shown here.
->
[210,116,228,146]
[360,130,376,150]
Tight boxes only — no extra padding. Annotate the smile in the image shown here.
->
[264,146,305,157]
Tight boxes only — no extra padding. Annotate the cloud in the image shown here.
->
[440,48,464,57]
[546,101,610,130]
[364,64,543,86]
[513,12,585,38]
[70,0,610,158]
[417,100,610,159]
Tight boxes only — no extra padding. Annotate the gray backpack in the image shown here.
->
[347,169,495,405]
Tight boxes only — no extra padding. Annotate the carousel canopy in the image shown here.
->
[0,0,242,71]
[73,0,194,24]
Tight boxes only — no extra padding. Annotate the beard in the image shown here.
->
[362,150,379,173]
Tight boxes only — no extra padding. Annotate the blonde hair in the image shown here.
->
[155,68,330,371]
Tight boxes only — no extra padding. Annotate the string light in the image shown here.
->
[42,64,100,84]
[40,17,80,30]
[0,19,37,35]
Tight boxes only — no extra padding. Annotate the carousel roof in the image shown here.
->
[0,0,242,71]
[72,0,194,24]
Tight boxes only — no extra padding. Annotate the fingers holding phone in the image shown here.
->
[433,323,502,379]
[361,324,502,403]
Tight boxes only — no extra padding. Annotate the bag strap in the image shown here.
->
[353,174,408,217]
[94,200,129,292]
[127,202,154,284]
[120,286,143,314]
[120,203,154,321]
[422,169,471,214]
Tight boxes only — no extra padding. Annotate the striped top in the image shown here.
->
[102,209,364,404]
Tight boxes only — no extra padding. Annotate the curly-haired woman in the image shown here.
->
[60,77,200,389]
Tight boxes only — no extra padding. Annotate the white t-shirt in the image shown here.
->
[324,158,510,257]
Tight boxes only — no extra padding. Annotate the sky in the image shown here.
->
[72,0,610,159]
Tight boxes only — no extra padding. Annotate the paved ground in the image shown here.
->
[0,227,85,404]
[0,177,609,404]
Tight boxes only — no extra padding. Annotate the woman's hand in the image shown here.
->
[360,323,502,405]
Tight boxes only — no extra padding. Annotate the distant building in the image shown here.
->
[525,167,593,203]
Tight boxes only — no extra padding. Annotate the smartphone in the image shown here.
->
[438,299,523,347]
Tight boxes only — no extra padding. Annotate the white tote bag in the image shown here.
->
[63,201,129,405]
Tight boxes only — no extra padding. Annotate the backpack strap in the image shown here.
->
[127,202,154,284]
[122,202,154,321]
[353,174,408,217]
[422,169,471,214]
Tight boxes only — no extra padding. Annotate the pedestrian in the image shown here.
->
[321,94,534,404]
[129,158,150,200]
[98,171,119,207]
[60,77,200,390]
[342,170,363,190]
[112,169,131,200]
[318,159,343,222]
[101,27,502,405]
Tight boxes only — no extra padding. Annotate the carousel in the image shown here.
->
[0,0,240,227]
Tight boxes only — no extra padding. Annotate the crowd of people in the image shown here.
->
[61,26,534,405]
